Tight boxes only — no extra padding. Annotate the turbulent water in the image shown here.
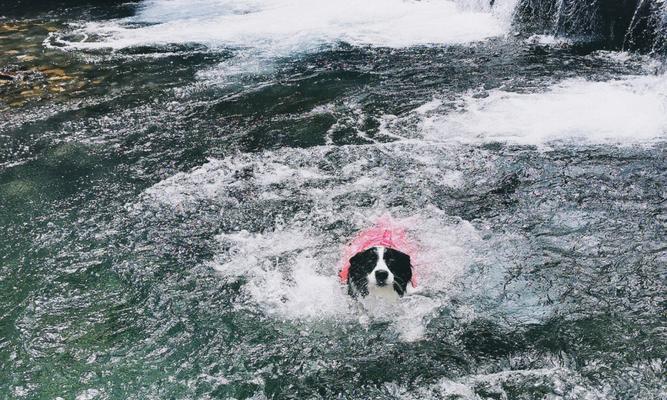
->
[1,0,666,399]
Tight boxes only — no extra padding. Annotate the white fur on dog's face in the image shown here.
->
[366,247,397,297]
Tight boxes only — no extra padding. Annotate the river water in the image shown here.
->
[1,1,665,399]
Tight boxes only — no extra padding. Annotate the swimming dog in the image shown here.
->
[346,246,413,298]
[339,218,417,299]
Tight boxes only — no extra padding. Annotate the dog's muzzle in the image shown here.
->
[374,270,389,286]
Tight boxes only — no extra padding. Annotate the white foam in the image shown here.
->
[421,74,667,145]
[209,228,352,319]
[401,367,610,399]
[203,211,479,339]
[525,34,572,46]
[135,146,485,340]
[51,0,518,53]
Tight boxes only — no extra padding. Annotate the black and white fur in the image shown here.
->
[347,246,412,299]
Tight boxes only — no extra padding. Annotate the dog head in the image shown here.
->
[347,246,412,298]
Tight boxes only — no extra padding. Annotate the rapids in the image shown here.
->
[1,0,665,398]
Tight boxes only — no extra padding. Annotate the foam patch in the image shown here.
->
[134,145,491,340]
[420,74,667,145]
[49,0,518,53]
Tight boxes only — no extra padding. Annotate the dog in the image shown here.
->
[346,245,413,298]
[339,219,417,299]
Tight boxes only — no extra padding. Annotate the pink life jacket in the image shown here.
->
[339,216,418,287]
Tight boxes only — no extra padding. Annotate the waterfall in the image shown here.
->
[41,0,666,56]
[624,0,667,53]
[513,0,667,54]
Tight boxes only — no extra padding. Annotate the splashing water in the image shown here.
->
[416,73,667,145]
[2,0,666,398]
[134,147,485,340]
[49,0,519,52]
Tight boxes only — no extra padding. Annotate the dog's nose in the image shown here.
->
[375,270,389,282]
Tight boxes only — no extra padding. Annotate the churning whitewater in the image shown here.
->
[50,0,518,51]
[1,0,665,399]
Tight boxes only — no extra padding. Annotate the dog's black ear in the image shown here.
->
[384,248,412,284]
[348,247,377,275]
[384,247,411,263]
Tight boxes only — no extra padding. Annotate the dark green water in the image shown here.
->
[1,1,666,399]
